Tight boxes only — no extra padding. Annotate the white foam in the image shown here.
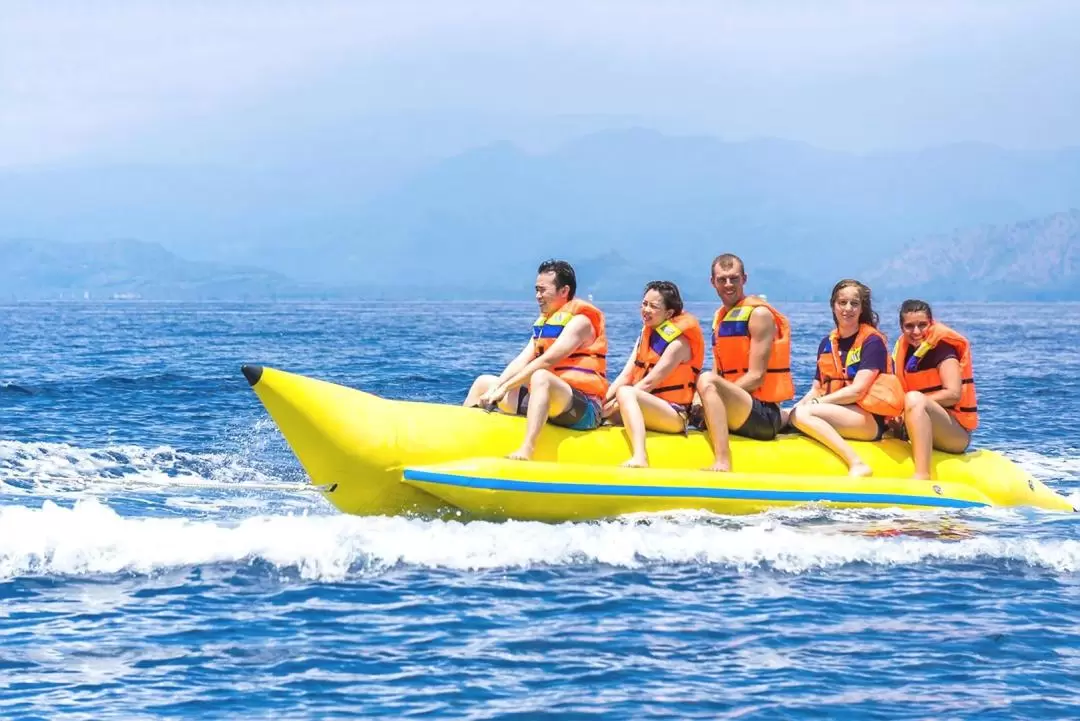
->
[1007,448,1080,482]
[2,500,1077,580]
[0,439,309,494]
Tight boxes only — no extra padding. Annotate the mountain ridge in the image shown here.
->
[862,209,1080,300]
[4,208,1076,301]
[4,129,1080,289]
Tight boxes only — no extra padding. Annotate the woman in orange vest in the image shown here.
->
[604,281,705,467]
[788,279,905,477]
[891,299,978,479]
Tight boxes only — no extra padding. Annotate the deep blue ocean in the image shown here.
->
[1,300,1078,719]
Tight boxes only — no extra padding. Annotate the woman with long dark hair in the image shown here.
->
[788,279,904,476]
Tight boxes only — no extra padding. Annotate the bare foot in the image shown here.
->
[848,462,873,478]
[507,446,534,461]
[703,460,731,472]
[622,456,648,468]
[911,472,931,481]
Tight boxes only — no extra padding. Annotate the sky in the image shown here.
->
[1,0,1079,168]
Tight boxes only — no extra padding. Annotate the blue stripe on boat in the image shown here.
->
[402,469,989,509]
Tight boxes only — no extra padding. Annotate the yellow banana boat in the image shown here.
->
[241,365,1075,519]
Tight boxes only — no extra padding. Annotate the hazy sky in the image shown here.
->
[2,0,1079,167]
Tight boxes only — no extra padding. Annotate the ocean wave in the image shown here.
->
[0,438,299,491]
[0,382,35,395]
[1007,448,1080,484]
[2,500,1077,580]
[0,371,220,398]
[89,371,193,387]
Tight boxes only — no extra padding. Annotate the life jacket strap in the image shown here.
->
[721,367,789,375]
[652,383,693,394]
[554,365,603,376]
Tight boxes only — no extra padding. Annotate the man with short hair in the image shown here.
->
[464,259,609,460]
[696,254,795,471]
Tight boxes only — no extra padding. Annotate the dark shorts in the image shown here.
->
[731,399,783,441]
[666,402,691,433]
[872,414,888,442]
[517,387,602,431]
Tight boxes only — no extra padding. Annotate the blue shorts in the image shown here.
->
[517,388,602,431]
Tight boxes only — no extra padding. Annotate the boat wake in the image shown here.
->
[0,438,310,494]
[1,499,1077,581]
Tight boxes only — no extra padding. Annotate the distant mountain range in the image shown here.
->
[2,208,1076,301]
[0,238,323,301]
[2,128,1079,300]
[271,130,1080,290]
[863,209,1080,301]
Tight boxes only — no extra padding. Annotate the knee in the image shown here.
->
[790,405,814,428]
[615,384,637,405]
[697,372,718,397]
[529,369,555,389]
[904,390,925,414]
[470,374,497,392]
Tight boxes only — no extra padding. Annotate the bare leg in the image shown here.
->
[463,375,498,406]
[903,391,933,480]
[697,373,731,471]
[713,376,758,430]
[903,391,971,479]
[463,374,521,414]
[929,404,971,454]
[615,385,686,467]
[790,403,878,477]
[508,370,574,461]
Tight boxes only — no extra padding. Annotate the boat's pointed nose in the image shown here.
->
[241,364,264,387]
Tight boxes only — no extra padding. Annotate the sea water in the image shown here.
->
[1,301,1078,719]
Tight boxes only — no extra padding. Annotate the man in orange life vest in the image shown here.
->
[695,254,795,471]
[464,259,608,461]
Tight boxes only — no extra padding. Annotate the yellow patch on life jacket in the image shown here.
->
[547,311,573,327]
[892,338,934,365]
[723,306,754,323]
[845,346,863,368]
[655,320,683,343]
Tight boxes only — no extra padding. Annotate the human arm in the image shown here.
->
[735,306,776,393]
[496,339,538,385]
[794,378,824,406]
[815,368,879,406]
[633,337,691,393]
[480,315,595,404]
[923,357,963,407]
[814,335,888,406]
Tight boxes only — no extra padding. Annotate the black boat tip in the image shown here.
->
[241,364,264,386]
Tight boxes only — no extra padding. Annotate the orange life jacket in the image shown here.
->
[816,323,905,417]
[893,322,979,432]
[711,296,795,403]
[532,298,609,398]
[629,312,705,406]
